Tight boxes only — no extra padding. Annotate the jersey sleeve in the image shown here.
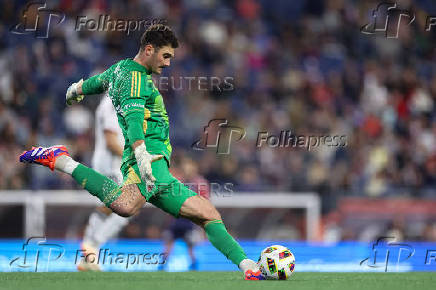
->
[120,71,152,144]
[82,65,115,95]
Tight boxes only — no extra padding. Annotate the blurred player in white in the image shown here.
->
[78,96,128,271]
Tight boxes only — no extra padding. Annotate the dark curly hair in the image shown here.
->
[140,24,179,51]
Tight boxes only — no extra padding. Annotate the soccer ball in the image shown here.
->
[257,245,295,280]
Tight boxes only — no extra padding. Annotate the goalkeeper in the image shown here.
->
[19,24,263,280]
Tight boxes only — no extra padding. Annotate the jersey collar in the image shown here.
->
[129,59,153,75]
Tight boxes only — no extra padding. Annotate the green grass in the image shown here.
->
[0,272,435,290]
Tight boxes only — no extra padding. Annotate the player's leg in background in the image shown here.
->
[157,229,175,271]
[83,207,130,249]
[158,218,197,271]
[179,195,259,274]
[185,231,197,271]
[79,206,130,271]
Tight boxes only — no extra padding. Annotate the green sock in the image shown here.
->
[72,164,122,207]
[204,220,247,266]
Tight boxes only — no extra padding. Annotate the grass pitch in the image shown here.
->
[0,272,434,290]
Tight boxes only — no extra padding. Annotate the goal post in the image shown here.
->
[0,191,320,241]
[210,193,320,241]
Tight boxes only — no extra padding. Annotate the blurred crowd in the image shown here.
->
[0,0,435,219]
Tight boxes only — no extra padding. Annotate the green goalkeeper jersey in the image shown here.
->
[82,59,172,171]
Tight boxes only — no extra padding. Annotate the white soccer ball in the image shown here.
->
[257,245,296,280]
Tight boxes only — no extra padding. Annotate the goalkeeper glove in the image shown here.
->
[134,143,164,192]
[66,79,85,106]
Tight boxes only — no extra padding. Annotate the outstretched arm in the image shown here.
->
[66,79,84,106]
[66,65,114,106]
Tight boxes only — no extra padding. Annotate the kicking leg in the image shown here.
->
[63,157,145,216]
[19,146,145,217]
[134,157,262,279]
[179,195,263,280]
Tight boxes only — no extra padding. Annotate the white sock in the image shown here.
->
[83,211,106,249]
[239,259,259,272]
[92,213,130,246]
[54,155,79,175]
[84,210,130,249]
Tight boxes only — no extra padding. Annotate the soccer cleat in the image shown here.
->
[77,259,102,272]
[244,269,265,280]
[77,243,102,272]
[189,259,198,271]
[19,145,69,171]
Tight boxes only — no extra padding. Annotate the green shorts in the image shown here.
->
[121,158,197,217]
